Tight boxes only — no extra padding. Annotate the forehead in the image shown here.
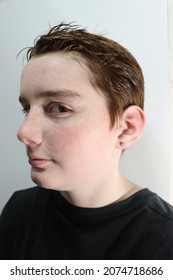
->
[21,53,91,87]
[20,53,104,103]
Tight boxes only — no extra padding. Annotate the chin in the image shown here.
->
[31,174,67,191]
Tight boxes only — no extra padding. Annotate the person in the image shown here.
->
[0,22,173,260]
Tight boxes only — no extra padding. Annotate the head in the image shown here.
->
[17,22,145,196]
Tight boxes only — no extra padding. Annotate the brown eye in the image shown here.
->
[51,104,69,113]
[58,105,68,112]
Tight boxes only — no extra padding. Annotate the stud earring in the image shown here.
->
[120,142,125,148]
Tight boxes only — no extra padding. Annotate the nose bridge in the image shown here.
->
[17,108,43,145]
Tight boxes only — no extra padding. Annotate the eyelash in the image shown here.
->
[48,103,71,114]
[22,107,30,116]
[21,103,71,117]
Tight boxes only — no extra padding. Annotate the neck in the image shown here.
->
[60,173,141,208]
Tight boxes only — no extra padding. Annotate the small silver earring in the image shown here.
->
[120,142,125,148]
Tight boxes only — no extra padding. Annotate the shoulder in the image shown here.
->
[144,191,173,258]
[11,186,47,201]
[130,189,173,238]
[126,189,173,259]
[2,186,45,208]
[0,187,53,222]
[146,190,173,221]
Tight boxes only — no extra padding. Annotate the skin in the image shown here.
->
[17,53,145,207]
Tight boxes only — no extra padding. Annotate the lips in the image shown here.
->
[28,157,52,168]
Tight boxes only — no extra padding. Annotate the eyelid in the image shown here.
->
[21,102,73,117]
[47,102,71,112]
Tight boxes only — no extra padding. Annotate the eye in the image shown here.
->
[48,103,71,114]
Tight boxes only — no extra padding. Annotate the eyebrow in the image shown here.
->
[19,89,81,104]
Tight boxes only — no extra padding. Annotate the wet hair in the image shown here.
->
[26,22,144,126]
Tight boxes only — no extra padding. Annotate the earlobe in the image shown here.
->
[117,105,146,149]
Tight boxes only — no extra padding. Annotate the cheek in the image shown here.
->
[47,123,115,164]
[46,125,89,156]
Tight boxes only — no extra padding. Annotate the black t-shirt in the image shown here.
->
[0,186,173,259]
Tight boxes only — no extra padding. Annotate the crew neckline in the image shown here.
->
[54,188,156,220]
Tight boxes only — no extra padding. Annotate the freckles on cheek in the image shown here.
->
[49,126,87,153]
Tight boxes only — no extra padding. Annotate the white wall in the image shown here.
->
[0,0,170,212]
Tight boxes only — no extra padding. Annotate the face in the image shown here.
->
[17,53,121,194]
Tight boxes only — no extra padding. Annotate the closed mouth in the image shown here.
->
[28,157,52,167]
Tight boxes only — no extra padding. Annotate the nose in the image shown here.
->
[17,111,43,146]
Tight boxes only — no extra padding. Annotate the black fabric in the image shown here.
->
[0,186,173,260]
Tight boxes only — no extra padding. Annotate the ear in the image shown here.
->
[116,105,146,150]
